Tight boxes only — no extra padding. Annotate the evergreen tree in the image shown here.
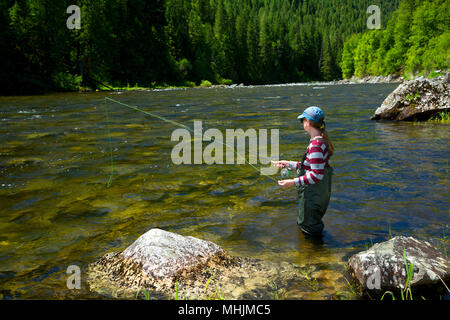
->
[341,0,449,79]
[2,0,408,94]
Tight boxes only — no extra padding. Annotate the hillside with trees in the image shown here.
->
[1,0,401,94]
[341,0,449,79]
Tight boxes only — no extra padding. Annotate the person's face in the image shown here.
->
[302,118,310,130]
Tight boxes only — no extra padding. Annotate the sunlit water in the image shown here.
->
[0,84,448,299]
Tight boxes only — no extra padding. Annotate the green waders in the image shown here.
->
[296,163,333,236]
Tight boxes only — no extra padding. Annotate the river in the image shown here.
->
[0,83,448,299]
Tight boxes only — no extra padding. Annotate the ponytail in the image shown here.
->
[312,120,334,157]
[321,127,334,157]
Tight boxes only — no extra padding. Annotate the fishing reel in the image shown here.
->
[280,167,291,178]
[270,160,293,179]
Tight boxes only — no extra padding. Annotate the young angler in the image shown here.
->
[275,106,334,236]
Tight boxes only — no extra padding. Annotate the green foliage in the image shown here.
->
[183,81,196,87]
[430,111,450,122]
[401,248,414,300]
[388,220,393,239]
[200,79,212,87]
[439,224,448,258]
[52,72,82,91]
[428,70,443,79]
[404,92,420,102]
[342,0,450,79]
[177,58,193,79]
[136,289,151,300]
[268,279,285,300]
[379,248,414,300]
[173,269,225,300]
[1,0,402,94]
[202,268,225,300]
[217,77,233,85]
[380,291,396,300]
[341,34,362,79]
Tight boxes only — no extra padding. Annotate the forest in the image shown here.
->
[341,0,449,79]
[2,0,446,95]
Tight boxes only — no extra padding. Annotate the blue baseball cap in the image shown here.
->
[297,106,325,123]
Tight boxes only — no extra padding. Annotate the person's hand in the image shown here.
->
[271,160,290,169]
[278,179,295,188]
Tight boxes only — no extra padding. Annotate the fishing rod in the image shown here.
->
[103,97,280,187]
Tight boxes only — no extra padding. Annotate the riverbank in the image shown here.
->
[338,71,450,84]
[80,71,450,92]
[336,75,404,84]
[4,70,448,96]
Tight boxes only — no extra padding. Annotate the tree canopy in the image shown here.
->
[340,0,449,79]
[1,0,403,94]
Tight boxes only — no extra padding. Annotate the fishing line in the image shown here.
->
[103,97,279,186]
[104,99,114,187]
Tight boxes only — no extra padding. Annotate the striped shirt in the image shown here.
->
[289,136,330,187]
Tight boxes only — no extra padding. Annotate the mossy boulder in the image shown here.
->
[348,236,449,297]
[371,75,450,121]
[87,228,322,299]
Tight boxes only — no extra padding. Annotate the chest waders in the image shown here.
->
[296,153,333,236]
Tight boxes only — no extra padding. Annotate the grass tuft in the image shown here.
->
[429,111,450,122]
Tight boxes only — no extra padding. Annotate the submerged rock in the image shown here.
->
[87,228,324,299]
[370,75,450,121]
[348,236,449,295]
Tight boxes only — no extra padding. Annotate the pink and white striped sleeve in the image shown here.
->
[294,141,327,187]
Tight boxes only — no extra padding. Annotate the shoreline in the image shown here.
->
[3,71,448,97]
[104,71,448,92]
[0,81,395,98]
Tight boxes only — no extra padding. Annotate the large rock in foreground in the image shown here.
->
[348,236,449,295]
[371,75,450,121]
[87,228,327,299]
[121,228,223,278]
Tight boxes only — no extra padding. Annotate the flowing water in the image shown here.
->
[0,84,448,299]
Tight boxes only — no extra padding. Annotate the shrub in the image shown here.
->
[200,80,212,87]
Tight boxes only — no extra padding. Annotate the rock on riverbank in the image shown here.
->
[337,75,404,84]
[87,228,325,299]
[348,236,449,297]
[370,75,450,121]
